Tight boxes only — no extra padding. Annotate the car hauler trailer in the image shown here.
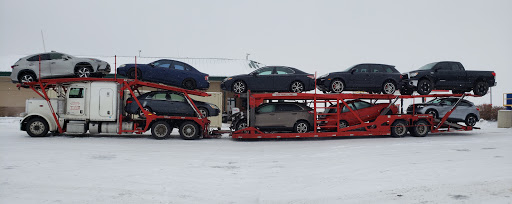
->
[231,92,480,139]
[19,77,215,140]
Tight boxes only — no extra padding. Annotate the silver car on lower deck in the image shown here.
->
[407,97,480,126]
[10,51,110,83]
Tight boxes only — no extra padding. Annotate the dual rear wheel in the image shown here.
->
[390,120,429,137]
[151,120,200,140]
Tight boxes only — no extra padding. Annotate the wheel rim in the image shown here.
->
[416,123,428,135]
[200,109,208,117]
[468,116,476,126]
[77,67,91,78]
[154,124,168,137]
[383,82,396,94]
[296,123,308,133]
[419,81,431,93]
[238,122,248,130]
[476,83,488,95]
[139,108,151,118]
[339,121,348,129]
[291,82,304,93]
[331,81,344,93]
[182,124,196,137]
[395,123,406,136]
[21,75,34,83]
[233,82,245,93]
[29,121,45,135]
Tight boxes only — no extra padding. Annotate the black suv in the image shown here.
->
[316,63,402,94]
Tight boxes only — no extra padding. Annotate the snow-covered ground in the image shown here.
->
[1,117,511,204]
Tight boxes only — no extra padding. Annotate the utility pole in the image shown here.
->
[139,50,141,57]
[41,30,46,52]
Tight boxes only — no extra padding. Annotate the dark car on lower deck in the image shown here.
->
[316,63,402,94]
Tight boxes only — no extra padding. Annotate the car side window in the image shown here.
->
[341,103,356,113]
[450,63,462,71]
[256,67,274,76]
[257,104,275,113]
[173,62,186,71]
[354,64,369,73]
[440,99,453,105]
[151,93,167,100]
[275,67,294,75]
[50,53,64,60]
[168,93,185,102]
[27,55,40,61]
[277,104,302,112]
[27,54,50,61]
[69,88,84,98]
[353,101,372,109]
[371,65,384,73]
[459,101,471,106]
[435,62,451,70]
[384,66,394,73]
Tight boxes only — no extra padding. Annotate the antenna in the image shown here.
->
[41,30,46,52]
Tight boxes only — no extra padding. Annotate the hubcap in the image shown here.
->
[78,67,91,77]
[29,121,45,135]
[200,109,207,117]
[154,124,168,137]
[331,81,344,93]
[183,124,196,137]
[21,75,34,83]
[233,82,245,93]
[383,83,396,94]
[296,123,308,133]
[291,82,304,93]
[420,81,431,92]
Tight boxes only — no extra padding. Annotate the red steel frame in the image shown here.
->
[232,92,480,139]
[20,56,212,136]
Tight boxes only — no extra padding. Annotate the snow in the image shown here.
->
[1,117,512,203]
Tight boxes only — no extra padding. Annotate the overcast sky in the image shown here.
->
[1,0,511,105]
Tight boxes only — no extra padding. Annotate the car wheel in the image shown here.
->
[26,117,49,137]
[75,65,93,78]
[473,81,489,96]
[338,120,349,129]
[409,120,429,137]
[151,121,172,140]
[232,81,247,94]
[293,120,309,133]
[290,81,304,93]
[138,107,153,118]
[18,72,37,83]
[236,120,248,131]
[179,121,200,140]
[128,69,142,80]
[417,79,433,95]
[465,114,478,127]
[382,81,396,94]
[390,120,408,138]
[399,87,414,95]
[425,109,438,119]
[199,107,209,118]
[183,79,197,90]
[330,79,345,93]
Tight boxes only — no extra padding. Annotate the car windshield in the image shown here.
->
[418,62,437,70]
[343,65,357,72]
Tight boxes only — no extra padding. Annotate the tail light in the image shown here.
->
[205,75,209,81]
[476,108,480,111]
[400,75,403,79]
[307,75,315,79]
[11,65,18,69]
[126,100,133,104]
[492,72,496,77]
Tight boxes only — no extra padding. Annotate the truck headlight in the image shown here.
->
[409,72,418,77]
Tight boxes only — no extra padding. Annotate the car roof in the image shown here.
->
[258,66,310,74]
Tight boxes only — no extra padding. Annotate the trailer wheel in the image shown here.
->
[390,120,408,138]
[293,120,310,133]
[151,121,172,140]
[410,120,429,137]
[26,117,49,137]
[179,121,200,140]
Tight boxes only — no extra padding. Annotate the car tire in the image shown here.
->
[417,79,433,95]
[425,109,438,119]
[290,81,305,93]
[18,72,37,83]
[338,120,349,129]
[390,120,408,138]
[179,121,200,140]
[399,87,414,95]
[128,69,142,80]
[26,117,49,137]
[409,120,429,137]
[183,79,197,90]
[293,120,310,133]
[151,121,172,140]
[75,65,93,78]
[465,114,478,127]
[138,107,153,118]
[382,81,396,95]
[198,107,209,118]
[232,81,247,94]
[330,79,345,93]
[473,81,489,96]
[235,120,248,131]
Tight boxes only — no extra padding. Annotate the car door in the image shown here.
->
[26,54,52,78]
[167,93,195,116]
[148,60,174,84]
[67,87,86,116]
[437,98,457,118]
[49,53,73,76]
[254,104,277,128]
[348,64,371,88]
[248,67,275,91]
[171,61,189,86]
[275,104,300,128]
[352,100,373,121]
[272,67,296,92]
[143,92,169,115]
[369,65,383,88]
[434,62,461,89]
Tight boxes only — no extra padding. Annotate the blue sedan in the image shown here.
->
[117,59,209,90]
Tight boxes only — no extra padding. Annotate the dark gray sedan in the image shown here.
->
[125,91,219,118]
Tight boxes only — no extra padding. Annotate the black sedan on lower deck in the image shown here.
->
[316,63,402,94]
[125,91,220,118]
[221,66,315,94]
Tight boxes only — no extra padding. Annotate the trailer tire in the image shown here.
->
[179,121,200,140]
[390,120,408,138]
[410,120,429,137]
[26,117,49,137]
[151,121,172,140]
